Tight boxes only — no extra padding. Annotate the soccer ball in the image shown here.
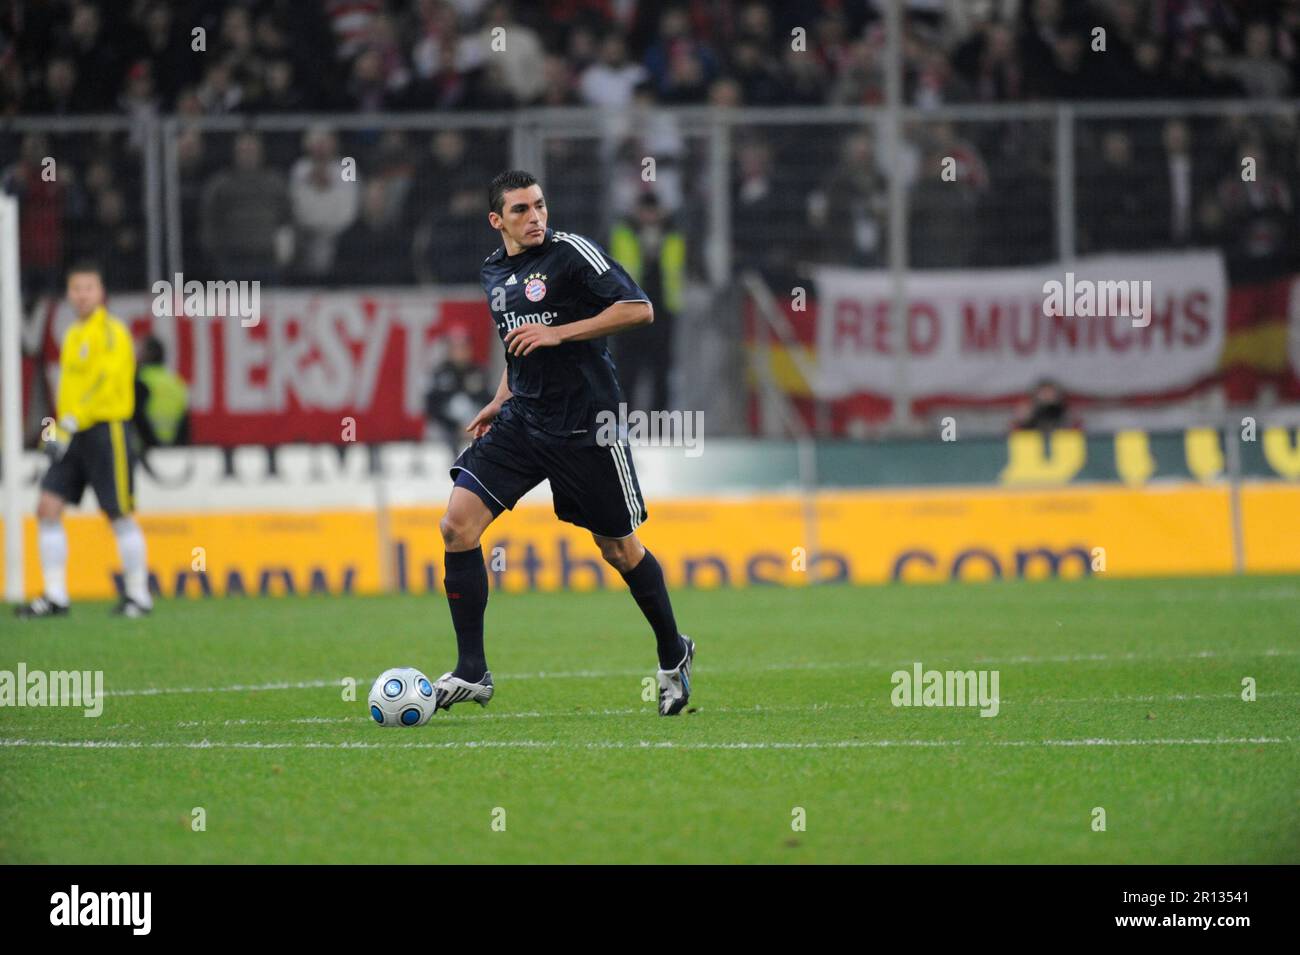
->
[368,667,437,727]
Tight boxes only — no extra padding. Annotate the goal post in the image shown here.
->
[1,193,24,602]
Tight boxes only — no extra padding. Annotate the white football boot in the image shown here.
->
[434,670,494,711]
[656,636,695,716]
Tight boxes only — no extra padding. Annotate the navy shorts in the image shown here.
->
[40,420,137,519]
[450,402,648,539]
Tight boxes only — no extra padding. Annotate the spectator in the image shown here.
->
[135,3,189,107]
[289,126,360,280]
[609,193,685,412]
[729,39,786,105]
[808,129,888,266]
[325,0,383,61]
[25,57,83,115]
[194,60,243,114]
[412,130,486,283]
[534,55,581,106]
[608,84,685,218]
[1079,129,1158,253]
[409,0,483,109]
[579,32,648,107]
[643,7,719,99]
[477,2,546,105]
[2,133,68,295]
[1012,379,1072,432]
[1153,119,1212,247]
[1212,137,1293,285]
[119,61,160,150]
[200,132,290,282]
[708,76,743,107]
[780,46,832,105]
[733,138,813,280]
[423,329,493,457]
[661,47,711,103]
[1226,20,1292,97]
[830,38,885,105]
[253,59,307,112]
[334,181,415,285]
[78,188,144,290]
[348,47,398,112]
[1125,37,1184,98]
[1210,135,1295,401]
[952,21,1023,101]
[565,23,600,75]
[133,335,190,449]
[1186,32,1247,97]
[217,5,258,83]
[371,131,417,226]
[735,2,774,46]
[1019,0,1072,95]
[64,2,119,112]
[910,124,987,268]
[173,126,212,278]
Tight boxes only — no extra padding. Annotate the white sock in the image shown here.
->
[38,519,69,606]
[112,517,152,608]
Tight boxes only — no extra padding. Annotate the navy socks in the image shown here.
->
[444,546,489,682]
[445,545,683,679]
[620,549,685,669]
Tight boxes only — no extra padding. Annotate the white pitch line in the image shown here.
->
[0,737,1291,752]
[95,648,1300,699]
[75,690,1293,731]
[105,678,345,698]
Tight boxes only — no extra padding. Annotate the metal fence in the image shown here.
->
[3,98,1298,433]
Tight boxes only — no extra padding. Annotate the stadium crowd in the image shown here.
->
[3,0,1299,293]
[7,1,1299,116]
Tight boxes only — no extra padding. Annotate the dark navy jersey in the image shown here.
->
[479,227,649,442]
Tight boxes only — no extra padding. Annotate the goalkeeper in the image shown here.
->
[15,262,153,619]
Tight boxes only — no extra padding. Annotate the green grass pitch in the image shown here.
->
[2,575,1297,864]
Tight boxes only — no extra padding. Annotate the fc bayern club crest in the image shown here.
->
[524,275,547,302]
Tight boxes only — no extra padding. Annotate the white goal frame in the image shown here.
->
[1,193,24,601]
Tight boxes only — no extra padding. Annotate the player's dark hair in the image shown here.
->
[488,170,539,214]
[141,334,165,365]
[66,260,103,280]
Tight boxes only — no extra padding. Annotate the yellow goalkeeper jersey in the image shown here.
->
[57,306,136,429]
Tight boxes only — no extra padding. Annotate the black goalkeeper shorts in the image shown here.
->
[40,420,137,519]
[450,401,648,539]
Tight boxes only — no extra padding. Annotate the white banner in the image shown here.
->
[813,251,1227,400]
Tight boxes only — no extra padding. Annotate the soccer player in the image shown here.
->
[15,262,153,619]
[433,170,694,716]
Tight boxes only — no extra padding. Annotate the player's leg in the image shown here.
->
[15,491,72,617]
[592,532,686,670]
[15,435,84,617]
[439,482,499,684]
[435,407,544,710]
[37,491,70,605]
[93,421,152,616]
[546,439,694,715]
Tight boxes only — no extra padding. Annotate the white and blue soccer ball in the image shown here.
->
[368,667,437,727]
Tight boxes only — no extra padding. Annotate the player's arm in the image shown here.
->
[465,368,511,438]
[504,301,651,357]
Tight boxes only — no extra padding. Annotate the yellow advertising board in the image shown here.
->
[3,483,1297,600]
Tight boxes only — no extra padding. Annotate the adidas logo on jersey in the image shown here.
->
[505,274,517,285]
